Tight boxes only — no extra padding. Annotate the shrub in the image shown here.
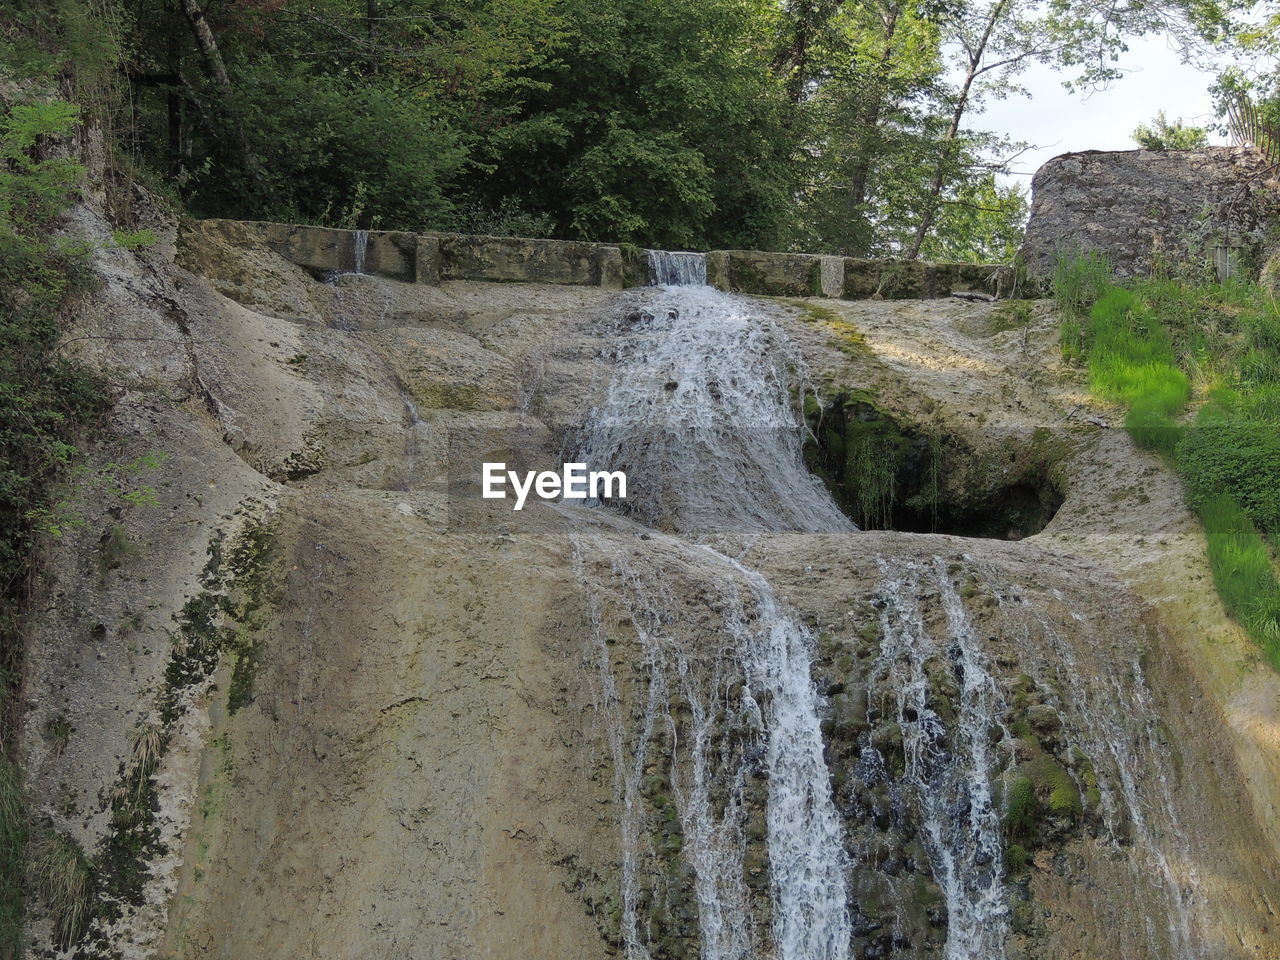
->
[1180,406,1280,541]
[1003,775,1036,841]
[1197,494,1280,667]
[1132,111,1210,151]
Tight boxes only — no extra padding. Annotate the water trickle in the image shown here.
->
[575,287,854,534]
[992,577,1203,960]
[648,250,708,287]
[352,229,370,275]
[870,558,1009,960]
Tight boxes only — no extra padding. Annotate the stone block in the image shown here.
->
[436,235,604,285]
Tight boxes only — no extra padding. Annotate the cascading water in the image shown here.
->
[724,554,852,960]
[568,276,853,959]
[574,287,854,534]
[647,249,708,286]
[572,527,851,960]
[869,558,1009,960]
[352,228,370,275]
[562,271,1212,960]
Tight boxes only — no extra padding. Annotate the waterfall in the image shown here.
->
[353,229,369,275]
[569,279,852,959]
[724,554,852,960]
[648,250,708,287]
[870,558,1009,960]
[555,271,1214,960]
[573,530,851,960]
[574,287,854,534]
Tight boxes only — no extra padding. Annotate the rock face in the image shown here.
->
[1020,146,1280,279]
[19,198,1280,960]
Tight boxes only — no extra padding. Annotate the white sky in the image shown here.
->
[975,34,1233,191]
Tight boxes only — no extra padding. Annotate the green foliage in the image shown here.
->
[1062,269,1280,667]
[1180,399,1280,539]
[205,59,468,228]
[1085,287,1190,454]
[0,93,106,702]
[915,175,1029,263]
[110,229,158,250]
[26,452,167,539]
[481,0,796,248]
[1196,495,1280,663]
[1051,249,1112,320]
[0,87,122,952]
[0,758,24,959]
[1131,111,1210,150]
[1003,775,1036,841]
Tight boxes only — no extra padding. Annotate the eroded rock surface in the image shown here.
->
[19,204,1280,960]
[1020,146,1280,279]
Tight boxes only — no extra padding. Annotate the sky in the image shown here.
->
[974,34,1232,191]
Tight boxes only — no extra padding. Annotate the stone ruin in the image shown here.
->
[1019,145,1280,282]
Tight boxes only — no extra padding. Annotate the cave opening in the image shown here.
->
[804,391,1064,540]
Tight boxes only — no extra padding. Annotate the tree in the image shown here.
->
[1132,111,1211,150]
[477,0,798,249]
[902,0,1232,259]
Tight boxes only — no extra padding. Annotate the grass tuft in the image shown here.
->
[30,830,93,949]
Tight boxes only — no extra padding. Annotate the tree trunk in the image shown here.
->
[178,0,262,183]
[906,0,1007,259]
[843,4,900,255]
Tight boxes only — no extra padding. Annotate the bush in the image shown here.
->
[193,59,468,229]
[1180,404,1280,540]
[1132,111,1210,151]
[1197,494,1280,667]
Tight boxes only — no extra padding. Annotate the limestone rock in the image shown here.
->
[1020,146,1280,280]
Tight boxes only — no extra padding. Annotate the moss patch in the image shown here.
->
[785,299,871,357]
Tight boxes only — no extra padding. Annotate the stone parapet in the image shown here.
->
[184,220,1009,299]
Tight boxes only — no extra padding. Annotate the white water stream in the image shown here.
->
[564,249,1197,960]
[571,252,853,959]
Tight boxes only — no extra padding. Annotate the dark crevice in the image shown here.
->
[804,391,1064,540]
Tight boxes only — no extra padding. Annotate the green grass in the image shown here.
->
[1051,247,1112,320]
[1199,495,1280,664]
[1054,253,1280,666]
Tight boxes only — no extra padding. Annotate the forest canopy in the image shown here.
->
[0,0,1257,259]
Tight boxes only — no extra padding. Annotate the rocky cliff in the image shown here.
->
[1020,146,1280,279]
[17,200,1280,959]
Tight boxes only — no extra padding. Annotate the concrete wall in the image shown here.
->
[186,220,1010,299]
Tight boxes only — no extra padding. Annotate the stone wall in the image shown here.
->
[183,219,1011,300]
[1020,146,1280,280]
